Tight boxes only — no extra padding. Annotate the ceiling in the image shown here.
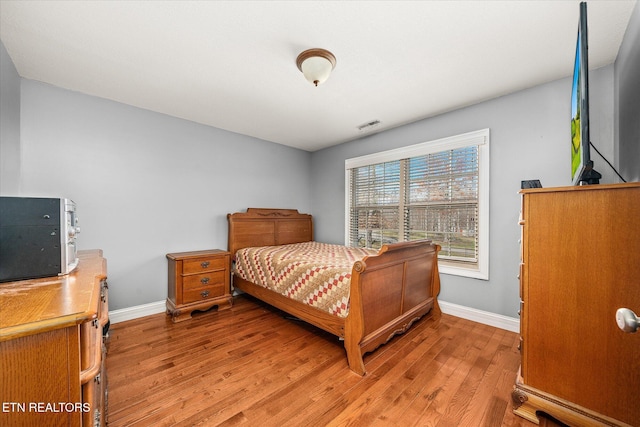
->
[0,1,636,152]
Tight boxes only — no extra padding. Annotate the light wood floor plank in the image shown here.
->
[106,294,555,427]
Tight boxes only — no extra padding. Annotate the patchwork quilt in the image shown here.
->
[234,242,377,318]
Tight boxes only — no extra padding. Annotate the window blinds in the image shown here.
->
[349,161,401,248]
[406,146,479,262]
[348,145,479,265]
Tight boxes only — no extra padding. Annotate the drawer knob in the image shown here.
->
[201,261,210,268]
[201,277,210,284]
[616,308,640,333]
[200,290,210,298]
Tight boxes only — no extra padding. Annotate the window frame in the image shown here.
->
[344,129,490,280]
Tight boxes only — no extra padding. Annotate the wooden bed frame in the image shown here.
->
[227,208,441,376]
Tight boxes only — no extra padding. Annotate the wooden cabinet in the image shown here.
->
[166,249,232,322]
[513,183,640,426]
[0,250,109,427]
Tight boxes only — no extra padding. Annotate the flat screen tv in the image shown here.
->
[571,2,600,185]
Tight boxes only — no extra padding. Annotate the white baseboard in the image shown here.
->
[440,300,520,333]
[109,300,166,324]
[109,299,520,332]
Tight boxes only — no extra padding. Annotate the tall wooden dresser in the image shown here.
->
[0,250,109,427]
[513,183,640,426]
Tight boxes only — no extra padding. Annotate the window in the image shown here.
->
[345,129,489,279]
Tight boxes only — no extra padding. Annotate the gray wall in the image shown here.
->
[310,65,617,318]
[15,80,312,310]
[2,1,638,317]
[616,1,640,182]
[0,41,20,194]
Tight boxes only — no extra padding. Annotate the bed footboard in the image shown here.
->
[344,240,441,375]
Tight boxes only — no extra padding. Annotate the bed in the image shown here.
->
[227,208,441,376]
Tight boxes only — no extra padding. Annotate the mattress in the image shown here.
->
[233,241,377,318]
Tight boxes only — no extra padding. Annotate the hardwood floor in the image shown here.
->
[106,295,548,427]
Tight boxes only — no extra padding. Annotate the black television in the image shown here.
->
[571,2,600,185]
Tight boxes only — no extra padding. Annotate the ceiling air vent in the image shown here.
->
[357,120,381,132]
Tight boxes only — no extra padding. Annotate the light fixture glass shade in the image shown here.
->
[296,48,336,86]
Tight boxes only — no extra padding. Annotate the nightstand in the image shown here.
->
[166,249,232,323]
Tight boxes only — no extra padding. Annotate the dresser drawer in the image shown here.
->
[183,270,226,291]
[183,256,227,274]
[82,362,105,427]
[183,283,226,304]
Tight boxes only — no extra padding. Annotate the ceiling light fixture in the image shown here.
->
[296,48,336,87]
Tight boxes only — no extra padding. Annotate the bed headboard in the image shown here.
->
[227,208,313,257]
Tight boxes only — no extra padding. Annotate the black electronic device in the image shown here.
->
[521,180,543,189]
[0,197,80,282]
[570,2,600,185]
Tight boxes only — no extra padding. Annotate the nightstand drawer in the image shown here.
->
[183,256,227,274]
[183,270,226,291]
[183,283,226,304]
